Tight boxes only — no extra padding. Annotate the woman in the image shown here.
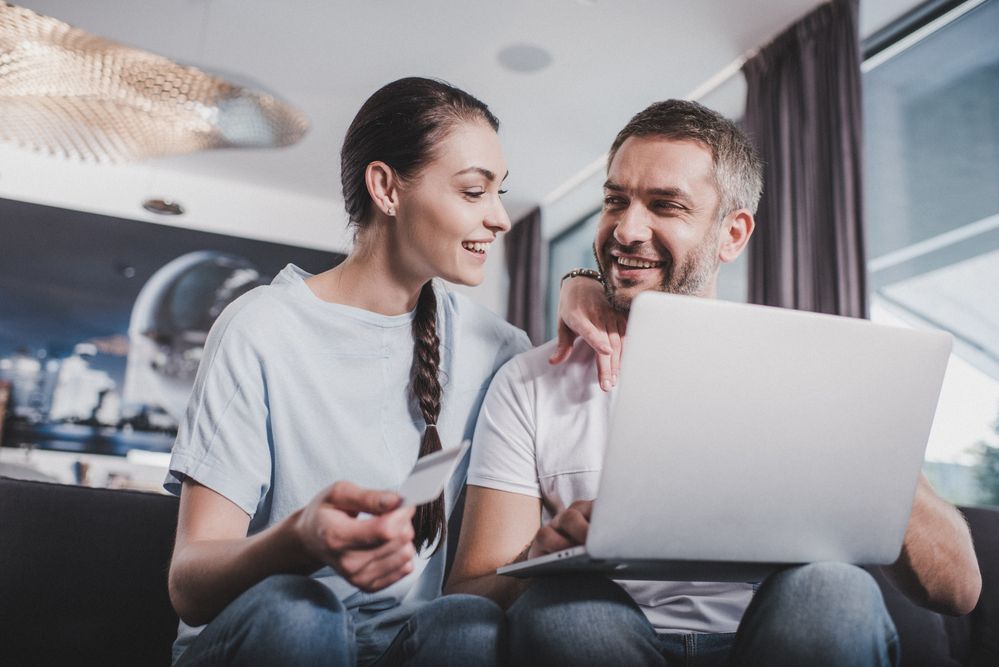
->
[164,77,618,667]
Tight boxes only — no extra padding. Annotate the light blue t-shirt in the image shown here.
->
[165,264,530,664]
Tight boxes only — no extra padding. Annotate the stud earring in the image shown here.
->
[388,207,395,215]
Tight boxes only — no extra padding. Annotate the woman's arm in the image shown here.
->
[553,273,627,392]
[880,474,981,616]
[169,478,417,627]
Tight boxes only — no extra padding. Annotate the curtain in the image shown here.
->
[742,0,867,318]
[505,207,545,345]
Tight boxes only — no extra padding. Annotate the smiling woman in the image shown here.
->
[162,77,531,667]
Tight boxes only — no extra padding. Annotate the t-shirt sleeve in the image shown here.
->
[467,353,542,498]
[163,301,273,517]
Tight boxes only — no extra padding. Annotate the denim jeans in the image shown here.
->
[173,574,507,667]
[506,562,900,667]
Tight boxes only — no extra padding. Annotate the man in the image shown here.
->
[444,100,981,667]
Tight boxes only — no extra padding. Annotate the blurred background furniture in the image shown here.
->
[0,474,995,667]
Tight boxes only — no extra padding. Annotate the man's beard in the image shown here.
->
[594,227,721,314]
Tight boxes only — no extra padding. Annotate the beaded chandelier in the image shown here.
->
[0,2,309,162]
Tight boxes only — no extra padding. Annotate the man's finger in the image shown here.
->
[549,320,579,366]
[609,325,625,388]
[328,480,402,515]
[548,507,590,545]
[532,525,576,558]
[596,352,613,392]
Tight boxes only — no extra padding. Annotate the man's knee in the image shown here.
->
[507,576,664,667]
[401,595,507,667]
[763,562,889,626]
[733,563,899,667]
[508,575,638,632]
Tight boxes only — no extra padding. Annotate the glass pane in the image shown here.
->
[864,0,999,506]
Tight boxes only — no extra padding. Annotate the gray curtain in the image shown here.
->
[742,0,867,318]
[505,207,545,345]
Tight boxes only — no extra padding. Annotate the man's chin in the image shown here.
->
[604,283,640,314]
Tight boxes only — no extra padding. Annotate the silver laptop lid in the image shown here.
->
[587,292,952,566]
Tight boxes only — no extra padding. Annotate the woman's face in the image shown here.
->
[394,120,510,287]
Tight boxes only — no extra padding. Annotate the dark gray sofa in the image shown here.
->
[0,475,996,666]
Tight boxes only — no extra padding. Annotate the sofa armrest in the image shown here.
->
[0,476,180,667]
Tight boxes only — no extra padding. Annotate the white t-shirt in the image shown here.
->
[165,264,531,664]
[468,338,754,635]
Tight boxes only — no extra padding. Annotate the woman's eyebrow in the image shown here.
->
[455,166,508,182]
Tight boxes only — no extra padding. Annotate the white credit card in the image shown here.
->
[399,440,471,507]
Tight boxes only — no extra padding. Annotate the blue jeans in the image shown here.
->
[506,563,900,667]
[174,574,507,667]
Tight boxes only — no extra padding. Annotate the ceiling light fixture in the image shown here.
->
[0,3,309,163]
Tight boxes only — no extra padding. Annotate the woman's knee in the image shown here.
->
[236,575,353,658]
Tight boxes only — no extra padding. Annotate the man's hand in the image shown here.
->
[528,500,593,560]
[550,276,626,392]
[296,481,417,593]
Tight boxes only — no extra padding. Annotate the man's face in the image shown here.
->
[593,135,724,313]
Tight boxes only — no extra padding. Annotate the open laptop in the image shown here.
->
[498,291,952,582]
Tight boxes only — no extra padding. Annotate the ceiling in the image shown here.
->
[3,0,921,247]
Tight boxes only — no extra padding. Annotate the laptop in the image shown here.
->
[498,291,952,582]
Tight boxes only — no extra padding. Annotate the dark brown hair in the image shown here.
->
[340,77,498,553]
[607,99,763,219]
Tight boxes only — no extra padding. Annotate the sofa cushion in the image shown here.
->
[0,476,180,667]
[866,565,961,667]
[959,506,999,667]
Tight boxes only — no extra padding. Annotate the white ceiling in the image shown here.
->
[3,0,921,247]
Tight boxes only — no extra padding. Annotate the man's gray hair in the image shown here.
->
[607,100,763,219]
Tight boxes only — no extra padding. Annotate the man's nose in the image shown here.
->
[613,204,653,246]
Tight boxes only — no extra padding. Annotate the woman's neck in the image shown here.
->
[305,226,426,315]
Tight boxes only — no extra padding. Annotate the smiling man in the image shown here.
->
[444,100,981,667]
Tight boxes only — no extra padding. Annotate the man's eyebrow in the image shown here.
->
[603,180,691,200]
[455,166,509,181]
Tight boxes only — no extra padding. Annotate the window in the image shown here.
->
[864,0,999,506]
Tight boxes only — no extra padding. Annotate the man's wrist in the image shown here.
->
[560,268,603,290]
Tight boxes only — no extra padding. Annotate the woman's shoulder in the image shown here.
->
[437,287,531,351]
[203,266,311,349]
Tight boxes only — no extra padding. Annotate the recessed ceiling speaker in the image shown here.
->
[498,43,553,73]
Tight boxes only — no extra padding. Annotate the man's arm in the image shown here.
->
[880,473,981,616]
[445,485,594,609]
[444,485,541,608]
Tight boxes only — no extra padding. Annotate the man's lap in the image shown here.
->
[505,563,899,667]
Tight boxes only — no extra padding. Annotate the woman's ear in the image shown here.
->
[365,161,399,216]
[718,209,755,263]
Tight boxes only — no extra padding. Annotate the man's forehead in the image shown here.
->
[606,135,714,193]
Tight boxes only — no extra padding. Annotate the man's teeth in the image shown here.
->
[462,242,489,254]
[617,256,663,269]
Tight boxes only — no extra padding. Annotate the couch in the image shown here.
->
[0,475,996,667]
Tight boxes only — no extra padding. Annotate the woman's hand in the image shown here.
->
[551,275,626,391]
[169,478,417,627]
[295,481,417,593]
